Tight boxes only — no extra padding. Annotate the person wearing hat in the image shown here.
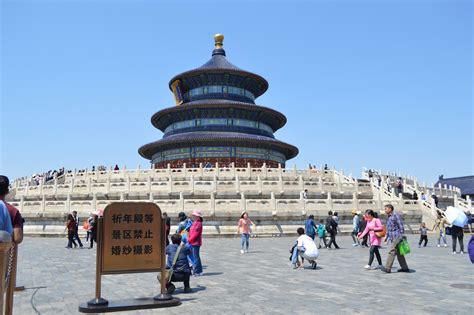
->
[351,210,361,247]
[187,210,203,276]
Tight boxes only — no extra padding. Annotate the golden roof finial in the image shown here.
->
[214,33,224,49]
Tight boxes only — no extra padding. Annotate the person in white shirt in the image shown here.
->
[291,227,319,269]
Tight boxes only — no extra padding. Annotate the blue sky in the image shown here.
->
[1,0,472,185]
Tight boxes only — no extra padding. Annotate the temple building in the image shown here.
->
[139,34,298,168]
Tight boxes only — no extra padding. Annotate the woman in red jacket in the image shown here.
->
[188,210,203,276]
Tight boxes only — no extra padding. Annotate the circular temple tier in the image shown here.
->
[139,34,298,168]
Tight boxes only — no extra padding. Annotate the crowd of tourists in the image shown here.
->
[294,205,412,272]
[2,169,474,297]
[30,167,68,185]
[19,164,121,187]
[294,204,473,271]
[56,200,472,295]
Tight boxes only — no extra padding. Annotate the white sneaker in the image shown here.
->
[364,265,371,270]
[444,244,447,248]
[437,244,440,248]
[240,249,244,254]
[460,251,464,255]
[452,251,457,255]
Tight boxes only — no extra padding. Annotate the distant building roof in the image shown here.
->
[435,176,474,195]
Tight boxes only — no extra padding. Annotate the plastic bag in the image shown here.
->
[399,239,411,256]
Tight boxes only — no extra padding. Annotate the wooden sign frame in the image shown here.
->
[81,202,180,312]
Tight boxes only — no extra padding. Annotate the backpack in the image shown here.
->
[179,219,192,243]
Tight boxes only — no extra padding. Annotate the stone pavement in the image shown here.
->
[12,235,473,315]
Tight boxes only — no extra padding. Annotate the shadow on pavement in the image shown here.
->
[201,272,223,277]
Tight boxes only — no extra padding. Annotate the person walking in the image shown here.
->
[316,220,328,249]
[381,204,410,273]
[418,222,428,248]
[432,211,448,247]
[71,211,83,248]
[89,215,98,249]
[351,210,361,247]
[326,211,339,249]
[65,214,77,249]
[450,224,465,254]
[84,215,93,244]
[188,210,203,276]
[304,215,317,241]
[358,210,384,270]
[238,212,254,253]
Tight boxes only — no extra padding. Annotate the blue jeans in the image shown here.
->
[437,230,447,245]
[192,245,202,274]
[185,243,195,265]
[292,247,317,265]
[241,233,250,250]
[291,247,310,264]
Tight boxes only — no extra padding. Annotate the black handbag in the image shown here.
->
[445,226,452,236]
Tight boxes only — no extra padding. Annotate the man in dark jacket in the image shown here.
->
[71,211,83,248]
[326,211,340,249]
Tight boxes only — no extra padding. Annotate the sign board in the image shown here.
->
[79,202,181,313]
[101,202,162,274]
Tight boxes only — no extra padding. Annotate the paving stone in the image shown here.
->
[10,235,474,314]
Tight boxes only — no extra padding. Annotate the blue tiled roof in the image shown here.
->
[168,47,268,98]
[198,49,241,70]
[435,176,474,195]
